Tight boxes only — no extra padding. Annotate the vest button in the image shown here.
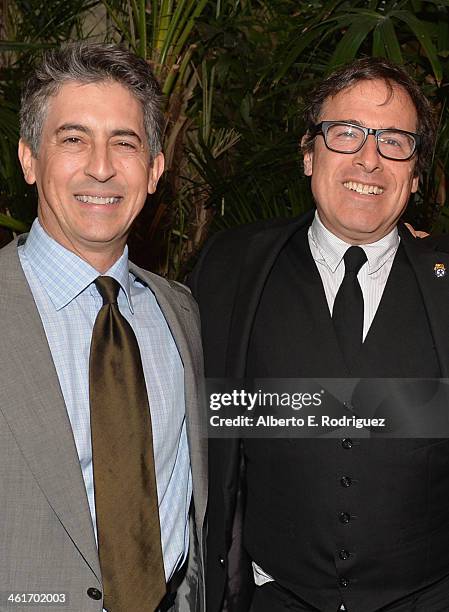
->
[87,587,102,600]
[218,556,225,567]
[340,476,352,487]
[339,512,351,524]
[339,549,350,560]
[342,438,353,449]
[339,577,349,587]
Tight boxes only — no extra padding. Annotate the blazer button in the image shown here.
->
[341,438,353,449]
[87,587,102,600]
[219,556,225,567]
[340,476,352,487]
[339,577,349,588]
[339,549,350,560]
[339,512,351,524]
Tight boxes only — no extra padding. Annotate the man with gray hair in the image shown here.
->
[0,42,206,612]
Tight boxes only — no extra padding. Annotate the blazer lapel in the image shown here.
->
[0,241,100,579]
[225,211,314,377]
[400,226,449,376]
[130,264,208,548]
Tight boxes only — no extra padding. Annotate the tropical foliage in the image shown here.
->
[191,0,449,237]
[0,0,448,276]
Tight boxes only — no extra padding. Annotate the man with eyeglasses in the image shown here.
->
[191,57,449,612]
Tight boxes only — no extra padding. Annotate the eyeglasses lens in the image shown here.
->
[325,123,415,160]
[377,131,415,159]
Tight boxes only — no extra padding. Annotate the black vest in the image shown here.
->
[244,226,449,612]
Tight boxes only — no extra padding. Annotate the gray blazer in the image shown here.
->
[0,236,207,612]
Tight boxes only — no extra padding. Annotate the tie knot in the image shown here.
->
[95,276,120,305]
[343,246,367,276]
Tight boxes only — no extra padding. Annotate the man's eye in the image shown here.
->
[116,141,137,149]
[381,137,401,147]
[339,129,358,138]
[63,137,82,144]
[331,126,359,139]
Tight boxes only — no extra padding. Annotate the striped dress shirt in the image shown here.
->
[308,211,400,339]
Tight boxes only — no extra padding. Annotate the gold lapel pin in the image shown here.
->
[434,263,446,278]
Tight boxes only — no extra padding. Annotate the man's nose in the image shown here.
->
[352,134,383,173]
[84,144,116,182]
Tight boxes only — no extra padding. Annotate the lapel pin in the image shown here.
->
[434,263,446,278]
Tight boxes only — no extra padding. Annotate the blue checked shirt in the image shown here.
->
[19,219,192,587]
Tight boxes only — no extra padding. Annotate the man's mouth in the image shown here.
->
[75,195,121,205]
[343,181,384,195]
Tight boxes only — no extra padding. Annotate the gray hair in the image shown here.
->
[20,41,165,157]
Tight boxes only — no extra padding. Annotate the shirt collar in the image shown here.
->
[23,219,134,313]
[309,211,399,274]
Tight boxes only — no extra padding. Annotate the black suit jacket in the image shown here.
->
[190,210,449,612]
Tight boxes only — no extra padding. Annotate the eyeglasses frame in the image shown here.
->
[311,121,421,161]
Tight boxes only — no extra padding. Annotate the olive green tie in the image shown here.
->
[89,276,166,612]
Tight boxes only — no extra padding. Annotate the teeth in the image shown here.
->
[75,195,120,205]
[343,181,383,195]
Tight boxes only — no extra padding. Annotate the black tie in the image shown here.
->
[332,246,367,369]
[89,276,166,612]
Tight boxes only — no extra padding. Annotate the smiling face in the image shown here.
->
[18,80,164,272]
[303,79,419,244]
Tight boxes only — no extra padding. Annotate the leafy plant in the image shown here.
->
[187,0,449,248]
[0,0,448,277]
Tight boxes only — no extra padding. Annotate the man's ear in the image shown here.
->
[18,139,37,185]
[411,173,419,194]
[148,152,165,194]
[301,135,313,177]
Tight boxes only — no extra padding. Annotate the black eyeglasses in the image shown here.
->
[312,121,420,161]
